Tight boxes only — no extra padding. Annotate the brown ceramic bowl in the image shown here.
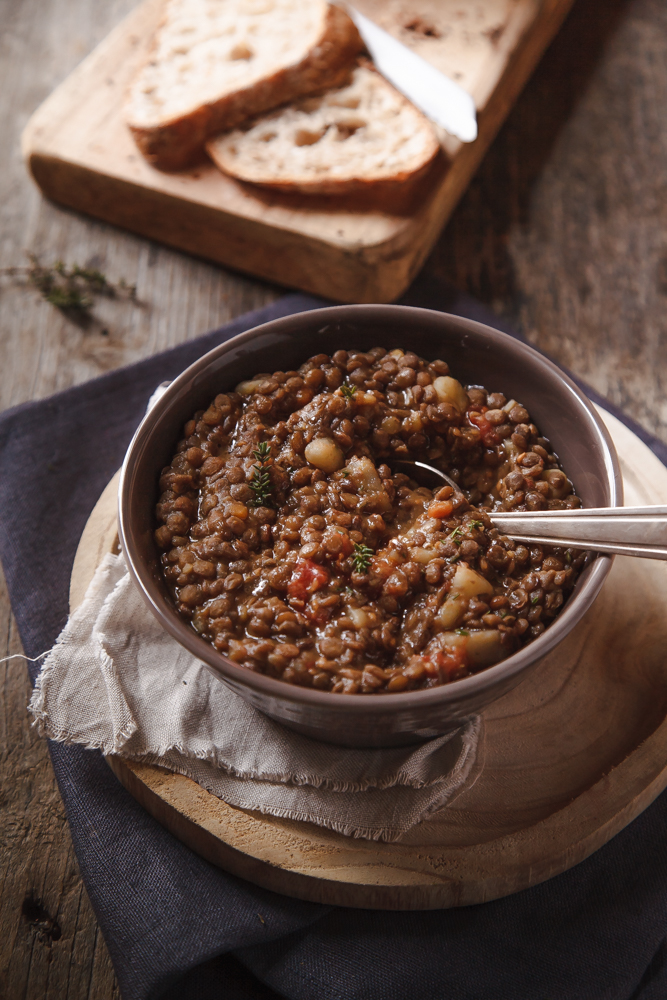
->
[118,305,621,747]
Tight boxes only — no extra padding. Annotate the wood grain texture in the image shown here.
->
[74,410,667,909]
[429,0,667,449]
[0,3,276,997]
[0,577,120,1000]
[21,0,576,303]
[508,0,667,444]
[2,0,667,991]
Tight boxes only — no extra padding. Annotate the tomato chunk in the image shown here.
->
[467,408,500,447]
[424,644,469,680]
[437,648,468,679]
[287,558,330,601]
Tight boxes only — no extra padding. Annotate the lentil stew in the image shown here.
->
[154,347,587,695]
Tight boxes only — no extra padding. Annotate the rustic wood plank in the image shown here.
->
[428,0,667,448]
[0,567,120,1000]
[0,0,280,418]
[21,0,576,303]
[0,2,275,997]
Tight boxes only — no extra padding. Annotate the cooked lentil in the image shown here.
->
[155,348,587,694]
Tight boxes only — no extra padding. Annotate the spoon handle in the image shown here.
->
[491,535,667,560]
[493,505,667,518]
[490,506,667,558]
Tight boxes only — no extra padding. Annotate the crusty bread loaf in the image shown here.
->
[206,65,440,195]
[126,0,362,171]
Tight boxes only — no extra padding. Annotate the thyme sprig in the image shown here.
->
[340,382,357,399]
[0,254,137,315]
[352,542,373,574]
[249,442,273,507]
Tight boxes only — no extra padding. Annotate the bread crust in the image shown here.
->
[126,3,363,172]
[207,66,441,196]
[216,154,441,198]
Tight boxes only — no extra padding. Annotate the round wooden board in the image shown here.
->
[71,407,667,910]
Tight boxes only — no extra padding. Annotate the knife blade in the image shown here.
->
[346,6,478,143]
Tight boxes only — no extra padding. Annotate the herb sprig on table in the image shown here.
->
[249,442,273,507]
[0,255,136,316]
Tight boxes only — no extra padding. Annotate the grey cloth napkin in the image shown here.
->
[29,551,480,842]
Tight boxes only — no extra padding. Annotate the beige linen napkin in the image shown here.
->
[29,552,480,841]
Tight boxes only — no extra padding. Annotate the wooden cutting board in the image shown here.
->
[69,407,667,909]
[22,0,574,303]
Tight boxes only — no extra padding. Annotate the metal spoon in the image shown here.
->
[390,460,667,561]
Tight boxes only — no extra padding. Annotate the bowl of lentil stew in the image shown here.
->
[119,306,621,747]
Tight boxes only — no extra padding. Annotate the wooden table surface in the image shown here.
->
[1,0,666,995]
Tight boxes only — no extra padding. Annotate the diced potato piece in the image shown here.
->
[437,563,493,629]
[346,455,391,511]
[439,631,468,653]
[235,379,263,396]
[438,598,466,629]
[437,629,504,669]
[410,546,440,564]
[466,630,505,668]
[347,455,382,493]
[304,437,344,472]
[450,563,494,600]
[348,608,370,628]
[433,376,469,413]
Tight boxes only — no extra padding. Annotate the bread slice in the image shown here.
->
[126,0,363,171]
[206,65,440,195]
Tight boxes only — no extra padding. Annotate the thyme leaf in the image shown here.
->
[352,542,373,574]
[249,442,273,507]
[0,254,137,317]
[340,382,357,399]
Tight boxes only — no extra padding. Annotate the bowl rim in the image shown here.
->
[118,304,622,716]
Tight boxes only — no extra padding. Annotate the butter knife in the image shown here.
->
[346,6,478,143]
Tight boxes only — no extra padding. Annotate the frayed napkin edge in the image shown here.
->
[108,742,480,843]
[29,707,481,796]
[24,720,479,841]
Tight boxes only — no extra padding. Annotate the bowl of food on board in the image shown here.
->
[118,305,621,747]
